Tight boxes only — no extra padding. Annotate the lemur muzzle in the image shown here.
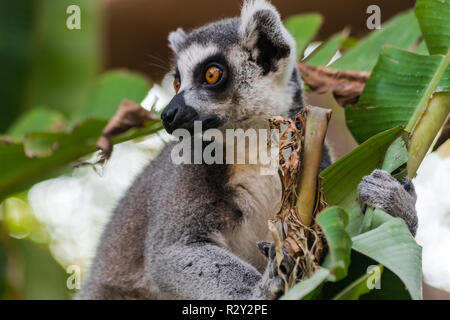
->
[161,92,199,134]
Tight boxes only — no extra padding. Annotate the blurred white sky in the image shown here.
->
[414,151,450,292]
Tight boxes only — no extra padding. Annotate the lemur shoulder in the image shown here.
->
[79,0,418,300]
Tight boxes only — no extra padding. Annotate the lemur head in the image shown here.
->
[161,0,304,134]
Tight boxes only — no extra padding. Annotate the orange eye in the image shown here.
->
[205,66,222,85]
[173,77,181,93]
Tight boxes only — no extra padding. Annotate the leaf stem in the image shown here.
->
[408,92,450,178]
[296,106,332,226]
[406,53,450,133]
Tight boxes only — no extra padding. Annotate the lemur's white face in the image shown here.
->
[161,0,303,134]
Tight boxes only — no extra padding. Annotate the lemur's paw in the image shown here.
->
[257,241,295,299]
[357,169,418,236]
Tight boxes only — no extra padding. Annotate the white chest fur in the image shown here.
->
[221,164,282,272]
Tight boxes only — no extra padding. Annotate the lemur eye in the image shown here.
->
[205,65,223,85]
[173,77,181,93]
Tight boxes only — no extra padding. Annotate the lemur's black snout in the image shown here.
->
[161,93,199,134]
[162,93,225,134]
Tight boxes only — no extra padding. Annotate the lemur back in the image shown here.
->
[79,0,417,300]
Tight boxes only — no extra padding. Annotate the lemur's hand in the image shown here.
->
[256,241,295,299]
[358,169,418,236]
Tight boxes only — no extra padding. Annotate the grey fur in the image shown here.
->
[358,169,418,236]
[168,28,188,52]
[79,0,418,300]
[79,143,297,299]
[177,18,241,53]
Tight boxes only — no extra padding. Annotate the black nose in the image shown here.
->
[161,104,178,125]
[161,93,199,134]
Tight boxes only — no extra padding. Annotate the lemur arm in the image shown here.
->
[358,169,418,236]
[323,147,418,236]
[149,242,291,300]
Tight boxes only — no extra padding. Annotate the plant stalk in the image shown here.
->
[406,53,450,133]
[408,92,450,178]
[296,106,332,226]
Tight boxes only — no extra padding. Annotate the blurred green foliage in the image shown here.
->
[7,108,67,140]
[0,0,100,132]
[0,0,35,131]
[0,0,160,300]
[0,228,70,299]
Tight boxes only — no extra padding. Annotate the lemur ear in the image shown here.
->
[168,28,187,53]
[239,0,296,75]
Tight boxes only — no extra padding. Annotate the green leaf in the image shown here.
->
[351,209,423,300]
[24,131,67,158]
[333,265,384,300]
[340,37,359,50]
[330,10,421,71]
[320,127,403,236]
[381,136,409,175]
[7,107,66,139]
[0,119,163,201]
[415,0,450,55]
[0,120,103,200]
[414,40,429,55]
[72,70,151,123]
[306,29,349,66]
[1,196,49,243]
[0,66,158,196]
[0,69,158,201]
[284,13,323,59]
[437,67,450,92]
[408,92,450,178]
[346,47,450,144]
[280,268,330,300]
[361,265,411,300]
[316,207,352,281]
[321,250,410,300]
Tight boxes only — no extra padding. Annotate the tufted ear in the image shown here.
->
[168,27,187,53]
[239,0,296,76]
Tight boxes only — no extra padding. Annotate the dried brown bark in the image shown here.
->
[97,99,159,159]
[270,106,331,281]
[298,62,371,106]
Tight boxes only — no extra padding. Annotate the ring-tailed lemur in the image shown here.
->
[79,0,418,300]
